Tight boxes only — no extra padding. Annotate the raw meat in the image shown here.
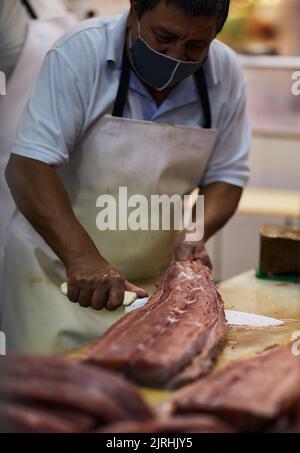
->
[0,403,95,433]
[165,343,300,432]
[97,415,237,433]
[84,261,227,388]
[0,355,153,433]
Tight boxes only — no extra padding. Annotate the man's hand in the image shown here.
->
[174,240,212,269]
[67,255,148,311]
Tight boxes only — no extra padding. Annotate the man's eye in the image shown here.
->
[188,42,207,50]
[155,34,175,44]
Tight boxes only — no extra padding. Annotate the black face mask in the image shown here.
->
[129,20,205,91]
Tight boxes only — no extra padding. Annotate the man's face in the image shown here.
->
[128,0,218,63]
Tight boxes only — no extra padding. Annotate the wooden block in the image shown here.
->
[260,224,300,275]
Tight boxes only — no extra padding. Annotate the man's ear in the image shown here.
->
[129,0,138,11]
[128,0,138,28]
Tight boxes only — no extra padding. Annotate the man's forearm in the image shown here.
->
[175,181,243,265]
[5,155,102,266]
[199,182,243,243]
[5,155,147,310]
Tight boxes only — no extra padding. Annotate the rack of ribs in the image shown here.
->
[83,260,228,389]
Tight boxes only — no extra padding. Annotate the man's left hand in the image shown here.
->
[174,240,212,270]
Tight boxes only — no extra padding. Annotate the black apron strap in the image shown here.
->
[112,50,212,129]
[21,0,38,19]
[112,47,130,118]
[194,66,212,129]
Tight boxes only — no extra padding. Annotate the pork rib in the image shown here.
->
[165,343,300,432]
[84,261,227,388]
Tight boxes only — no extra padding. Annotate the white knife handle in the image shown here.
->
[60,282,68,296]
[60,282,137,307]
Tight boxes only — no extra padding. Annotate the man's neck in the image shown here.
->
[145,84,174,107]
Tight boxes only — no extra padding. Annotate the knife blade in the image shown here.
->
[224,310,283,327]
[60,283,283,327]
[126,297,284,327]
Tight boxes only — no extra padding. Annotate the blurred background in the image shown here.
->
[66,0,300,57]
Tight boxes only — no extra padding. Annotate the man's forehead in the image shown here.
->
[143,4,218,39]
[152,18,217,37]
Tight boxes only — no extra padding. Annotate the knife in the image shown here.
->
[60,283,283,327]
[125,298,284,327]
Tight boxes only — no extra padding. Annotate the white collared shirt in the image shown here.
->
[11,11,251,187]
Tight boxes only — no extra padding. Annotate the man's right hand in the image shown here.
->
[66,255,148,312]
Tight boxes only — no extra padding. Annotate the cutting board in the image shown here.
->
[218,269,300,319]
[66,269,300,408]
[138,320,300,408]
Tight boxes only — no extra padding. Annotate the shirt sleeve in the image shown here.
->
[201,71,251,188]
[11,48,86,166]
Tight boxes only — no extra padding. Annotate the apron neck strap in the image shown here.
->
[21,0,38,19]
[112,47,130,118]
[112,48,212,129]
[194,66,212,129]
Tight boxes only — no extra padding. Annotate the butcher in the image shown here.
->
[2,0,250,354]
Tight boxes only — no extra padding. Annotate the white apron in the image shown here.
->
[0,15,77,314]
[1,50,218,355]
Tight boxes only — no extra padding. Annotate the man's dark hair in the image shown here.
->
[135,0,230,33]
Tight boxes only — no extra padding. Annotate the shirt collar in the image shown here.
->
[106,10,220,85]
[106,11,130,69]
[204,40,221,87]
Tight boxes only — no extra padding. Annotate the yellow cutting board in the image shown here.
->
[67,269,300,408]
[138,321,300,408]
[218,269,300,319]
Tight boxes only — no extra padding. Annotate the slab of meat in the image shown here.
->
[97,415,237,433]
[83,261,227,389]
[0,355,153,433]
[165,343,300,432]
[0,404,95,433]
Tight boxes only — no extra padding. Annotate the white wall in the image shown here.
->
[208,134,300,282]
